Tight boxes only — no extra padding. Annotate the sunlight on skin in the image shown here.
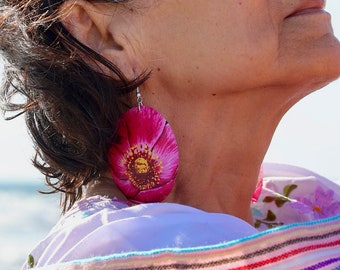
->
[0,1,340,182]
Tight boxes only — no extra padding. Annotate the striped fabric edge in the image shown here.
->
[37,214,340,270]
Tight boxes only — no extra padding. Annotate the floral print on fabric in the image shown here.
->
[290,186,340,219]
[253,184,297,229]
[251,163,340,231]
[251,166,263,203]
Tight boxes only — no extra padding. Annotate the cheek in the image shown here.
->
[198,8,281,89]
[139,2,281,92]
[144,28,280,94]
[204,26,280,90]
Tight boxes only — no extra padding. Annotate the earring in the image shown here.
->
[108,87,178,203]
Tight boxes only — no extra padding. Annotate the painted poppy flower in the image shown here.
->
[108,106,178,203]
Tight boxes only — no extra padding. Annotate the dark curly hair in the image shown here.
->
[0,0,149,212]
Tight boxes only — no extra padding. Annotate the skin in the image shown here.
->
[62,0,340,223]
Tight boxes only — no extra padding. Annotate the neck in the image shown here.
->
[88,84,301,224]
[158,88,294,223]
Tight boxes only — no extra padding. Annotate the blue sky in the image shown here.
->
[1,1,340,183]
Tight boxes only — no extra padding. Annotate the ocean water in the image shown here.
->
[0,180,60,270]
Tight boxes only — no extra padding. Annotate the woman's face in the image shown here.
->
[130,0,340,96]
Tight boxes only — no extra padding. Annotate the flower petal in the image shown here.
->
[109,157,140,199]
[151,123,179,182]
[113,118,132,155]
[134,180,175,203]
[315,186,334,207]
[252,166,263,203]
[289,201,312,214]
[325,202,340,217]
[121,106,167,148]
[114,178,140,199]
[108,145,126,179]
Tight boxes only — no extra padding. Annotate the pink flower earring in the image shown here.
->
[108,87,178,203]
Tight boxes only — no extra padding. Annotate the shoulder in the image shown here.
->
[25,196,256,268]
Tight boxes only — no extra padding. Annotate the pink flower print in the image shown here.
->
[252,166,263,203]
[109,106,178,203]
[290,186,340,219]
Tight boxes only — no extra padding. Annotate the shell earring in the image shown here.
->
[108,87,178,203]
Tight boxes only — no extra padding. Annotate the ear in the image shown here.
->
[60,0,136,79]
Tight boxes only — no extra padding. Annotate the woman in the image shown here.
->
[1,0,340,269]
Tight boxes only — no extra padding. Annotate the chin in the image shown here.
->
[285,35,340,93]
[314,48,340,88]
[278,14,340,84]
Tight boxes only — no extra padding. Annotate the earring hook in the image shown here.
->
[136,86,143,111]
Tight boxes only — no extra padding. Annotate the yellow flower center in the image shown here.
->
[123,144,162,191]
[134,157,149,174]
[312,205,323,214]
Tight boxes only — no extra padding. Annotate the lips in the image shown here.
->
[287,0,326,18]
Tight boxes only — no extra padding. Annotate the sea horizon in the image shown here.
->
[0,179,60,269]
